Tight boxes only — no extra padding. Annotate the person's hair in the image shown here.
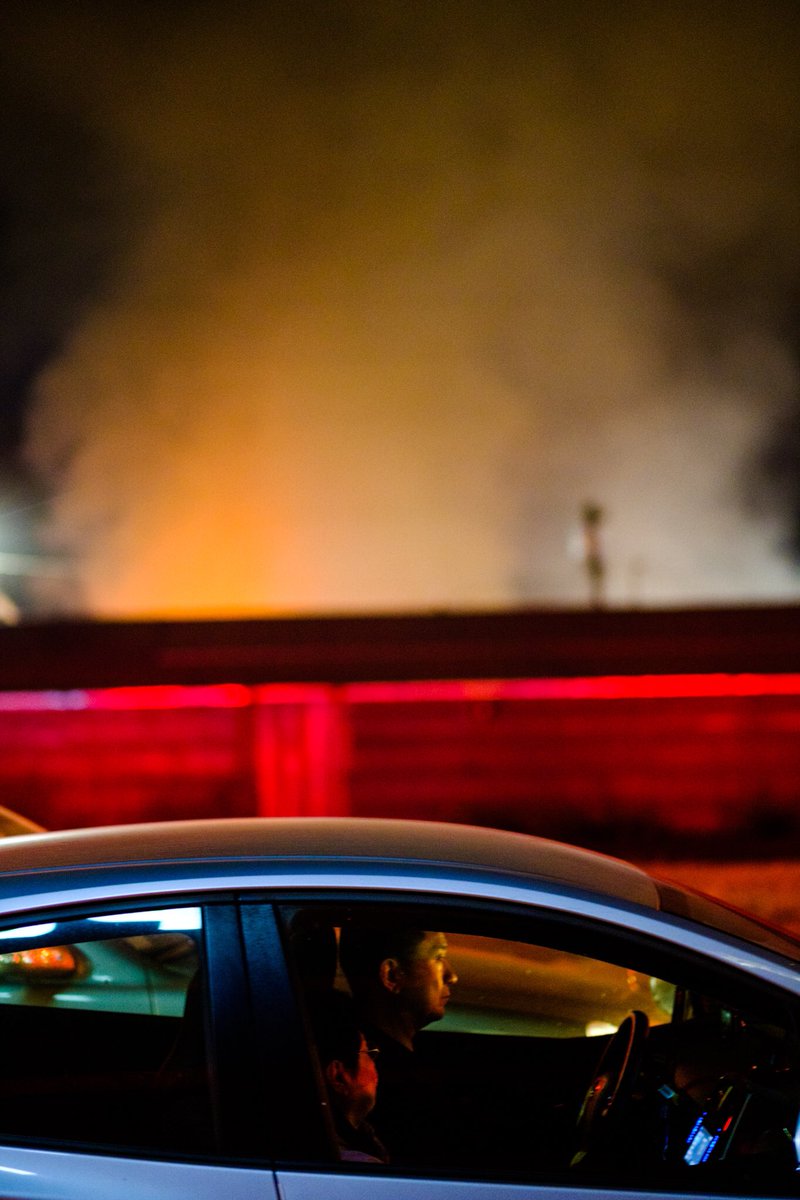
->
[339,925,426,992]
[309,990,363,1074]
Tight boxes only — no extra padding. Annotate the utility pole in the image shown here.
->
[581,501,605,609]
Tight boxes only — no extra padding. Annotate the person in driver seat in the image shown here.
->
[338,924,459,1166]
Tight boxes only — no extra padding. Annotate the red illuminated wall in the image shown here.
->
[345,681,800,857]
[0,690,257,828]
[2,674,800,858]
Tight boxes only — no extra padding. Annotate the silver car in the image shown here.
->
[0,817,798,1199]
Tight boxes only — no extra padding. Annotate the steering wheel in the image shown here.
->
[571,1009,650,1167]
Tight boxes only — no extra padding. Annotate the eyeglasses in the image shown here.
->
[359,1046,381,1060]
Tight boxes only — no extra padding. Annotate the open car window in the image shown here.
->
[279,901,800,1192]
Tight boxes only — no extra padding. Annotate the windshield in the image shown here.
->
[657,876,800,963]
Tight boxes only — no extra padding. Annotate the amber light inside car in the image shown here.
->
[0,944,88,981]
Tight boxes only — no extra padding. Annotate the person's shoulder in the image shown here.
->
[364,1023,413,1061]
[336,1117,389,1164]
[340,1147,385,1163]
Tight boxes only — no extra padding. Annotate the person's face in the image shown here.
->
[396,931,458,1029]
[339,1033,379,1123]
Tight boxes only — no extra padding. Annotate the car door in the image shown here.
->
[250,891,800,1200]
[0,897,280,1200]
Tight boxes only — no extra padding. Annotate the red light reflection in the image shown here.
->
[3,673,800,713]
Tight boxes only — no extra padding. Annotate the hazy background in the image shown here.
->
[2,0,799,618]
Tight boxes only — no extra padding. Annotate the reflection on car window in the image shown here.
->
[283,905,800,1191]
[0,906,214,1153]
[435,934,676,1038]
[0,906,200,1014]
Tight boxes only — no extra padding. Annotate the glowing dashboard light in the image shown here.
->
[586,1020,618,1037]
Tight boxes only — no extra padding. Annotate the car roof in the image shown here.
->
[0,817,660,908]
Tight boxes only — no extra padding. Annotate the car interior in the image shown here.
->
[286,904,800,1188]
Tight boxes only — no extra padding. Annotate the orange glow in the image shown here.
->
[0,945,81,979]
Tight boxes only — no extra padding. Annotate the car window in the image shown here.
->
[280,903,800,1192]
[435,933,675,1037]
[0,905,214,1154]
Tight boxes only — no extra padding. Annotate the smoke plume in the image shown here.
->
[2,1,798,616]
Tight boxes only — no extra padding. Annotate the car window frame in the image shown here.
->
[0,894,264,1166]
[238,897,334,1166]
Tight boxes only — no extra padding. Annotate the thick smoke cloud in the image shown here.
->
[0,58,138,606]
[3,1,799,616]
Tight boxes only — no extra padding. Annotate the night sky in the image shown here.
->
[1,1,799,618]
